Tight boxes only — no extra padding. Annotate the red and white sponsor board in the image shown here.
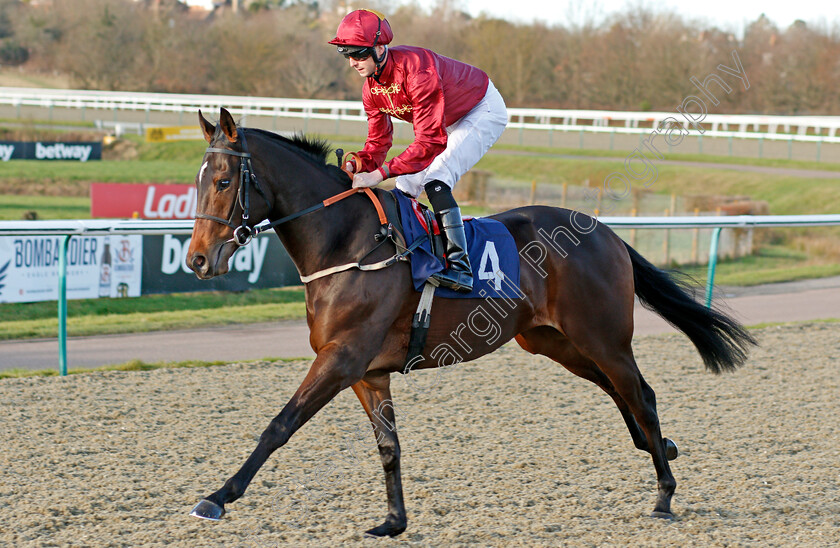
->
[91,183,196,219]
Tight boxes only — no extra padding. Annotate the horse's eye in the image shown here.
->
[217,179,231,191]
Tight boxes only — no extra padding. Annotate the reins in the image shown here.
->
[196,133,420,284]
[254,186,388,237]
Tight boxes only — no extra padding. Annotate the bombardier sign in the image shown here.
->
[0,235,142,303]
[91,183,196,219]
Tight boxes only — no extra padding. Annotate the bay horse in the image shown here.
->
[186,108,755,537]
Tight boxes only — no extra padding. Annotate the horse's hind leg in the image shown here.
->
[516,326,678,517]
[350,372,407,537]
[516,327,678,460]
[575,342,677,517]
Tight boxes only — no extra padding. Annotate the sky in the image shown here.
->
[413,0,840,34]
[180,1,840,35]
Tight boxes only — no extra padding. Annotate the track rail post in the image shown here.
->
[58,235,71,376]
[704,227,722,308]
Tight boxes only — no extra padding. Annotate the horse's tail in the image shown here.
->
[624,242,757,374]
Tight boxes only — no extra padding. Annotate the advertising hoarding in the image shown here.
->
[91,183,196,219]
[0,141,102,162]
[141,234,300,294]
[0,233,300,303]
[0,235,142,303]
[145,126,204,142]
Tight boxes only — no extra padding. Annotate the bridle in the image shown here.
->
[195,133,389,248]
[193,131,427,284]
[195,132,269,246]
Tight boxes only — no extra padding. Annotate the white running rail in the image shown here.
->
[4,87,840,143]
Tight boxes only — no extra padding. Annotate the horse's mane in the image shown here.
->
[245,127,350,186]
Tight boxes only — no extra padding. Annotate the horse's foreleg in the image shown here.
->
[351,372,407,537]
[190,346,364,520]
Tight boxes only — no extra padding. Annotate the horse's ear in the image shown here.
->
[219,107,238,143]
[198,109,215,144]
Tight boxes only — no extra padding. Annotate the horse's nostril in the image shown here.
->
[192,254,206,270]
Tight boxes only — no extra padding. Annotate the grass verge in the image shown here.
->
[678,245,840,286]
[0,287,305,322]
[6,155,840,220]
[0,194,90,220]
[0,355,305,380]
[0,301,306,340]
[494,144,840,172]
[0,287,307,340]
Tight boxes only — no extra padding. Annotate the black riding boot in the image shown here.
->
[425,181,473,293]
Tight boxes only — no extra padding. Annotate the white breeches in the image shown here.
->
[395,80,508,198]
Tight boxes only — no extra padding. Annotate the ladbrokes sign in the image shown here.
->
[91,183,196,219]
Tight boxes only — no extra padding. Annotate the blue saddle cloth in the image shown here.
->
[391,189,522,299]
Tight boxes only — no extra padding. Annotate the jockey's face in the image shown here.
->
[348,45,386,78]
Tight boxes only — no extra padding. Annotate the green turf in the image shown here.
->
[0,355,303,379]
[679,246,840,286]
[0,286,305,322]
[0,287,308,340]
[0,301,307,340]
[470,156,840,216]
[0,158,197,184]
[0,194,90,220]
[490,144,840,172]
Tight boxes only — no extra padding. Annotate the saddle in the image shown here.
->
[336,148,447,270]
[380,189,448,268]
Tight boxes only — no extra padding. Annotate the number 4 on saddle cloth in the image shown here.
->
[390,189,522,300]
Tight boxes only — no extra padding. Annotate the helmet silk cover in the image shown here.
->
[329,9,393,48]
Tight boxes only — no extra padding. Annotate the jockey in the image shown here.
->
[329,9,508,293]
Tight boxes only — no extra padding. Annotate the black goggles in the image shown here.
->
[341,47,374,61]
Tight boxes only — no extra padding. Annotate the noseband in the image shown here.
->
[195,133,269,246]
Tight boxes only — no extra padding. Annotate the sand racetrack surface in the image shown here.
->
[2,323,839,547]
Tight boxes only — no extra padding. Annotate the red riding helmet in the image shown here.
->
[328,9,393,50]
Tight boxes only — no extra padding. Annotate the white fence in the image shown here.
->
[5,214,840,237]
[4,87,840,143]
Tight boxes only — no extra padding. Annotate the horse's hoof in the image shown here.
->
[665,438,679,461]
[650,511,674,520]
[190,499,225,521]
[364,518,407,538]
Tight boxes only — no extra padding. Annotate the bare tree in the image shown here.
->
[7,1,840,114]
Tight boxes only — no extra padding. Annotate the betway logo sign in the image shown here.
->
[91,183,197,219]
[35,142,93,162]
[0,144,14,161]
[162,234,268,283]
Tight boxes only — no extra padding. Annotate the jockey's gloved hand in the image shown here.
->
[345,152,361,173]
[352,170,384,189]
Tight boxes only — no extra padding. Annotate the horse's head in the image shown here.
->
[187,108,272,279]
